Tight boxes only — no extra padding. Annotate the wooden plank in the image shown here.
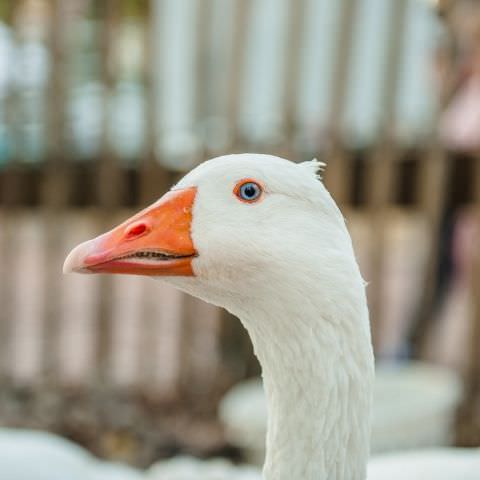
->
[458,153,480,445]
[219,309,260,384]
[408,146,451,357]
[364,146,398,352]
[322,0,358,205]
[178,295,222,398]
[138,0,171,389]
[41,0,71,382]
[0,1,18,381]
[215,0,258,388]
[407,3,457,358]
[194,0,214,134]
[173,0,218,396]
[139,0,169,207]
[225,0,252,149]
[94,0,123,384]
[327,0,357,129]
[0,211,15,380]
[364,0,408,350]
[281,0,306,157]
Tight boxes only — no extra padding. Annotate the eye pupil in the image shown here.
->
[243,185,256,198]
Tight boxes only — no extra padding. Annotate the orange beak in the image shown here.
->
[63,187,197,277]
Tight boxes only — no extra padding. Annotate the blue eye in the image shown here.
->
[235,181,263,202]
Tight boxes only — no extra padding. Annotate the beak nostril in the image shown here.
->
[125,222,149,239]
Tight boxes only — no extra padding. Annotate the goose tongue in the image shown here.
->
[63,187,197,277]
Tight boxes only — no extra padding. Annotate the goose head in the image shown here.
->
[64,154,354,314]
[64,153,374,480]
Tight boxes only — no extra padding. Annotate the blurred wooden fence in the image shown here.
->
[0,0,479,462]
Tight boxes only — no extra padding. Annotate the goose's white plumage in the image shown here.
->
[61,153,478,480]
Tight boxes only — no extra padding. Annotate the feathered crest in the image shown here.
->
[298,158,326,181]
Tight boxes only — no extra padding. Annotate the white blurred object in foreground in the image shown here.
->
[368,448,480,479]
[0,429,142,480]
[147,456,259,480]
[146,450,480,480]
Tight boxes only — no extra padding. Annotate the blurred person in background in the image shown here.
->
[423,0,480,371]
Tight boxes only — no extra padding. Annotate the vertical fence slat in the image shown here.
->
[408,146,451,356]
[226,0,251,148]
[465,217,480,443]
[217,0,259,388]
[281,0,306,157]
[140,0,169,206]
[94,0,123,384]
[457,153,480,445]
[407,2,458,357]
[0,212,16,381]
[323,0,358,205]
[0,214,12,380]
[365,0,408,350]
[41,0,70,381]
[0,1,17,381]
[138,0,170,389]
[194,0,213,133]
[175,0,216,396]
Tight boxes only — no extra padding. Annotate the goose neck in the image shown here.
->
[237,291,374,480]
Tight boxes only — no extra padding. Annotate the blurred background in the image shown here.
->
[0,0,479,472]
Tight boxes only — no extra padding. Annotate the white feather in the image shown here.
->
[298,157,326,180]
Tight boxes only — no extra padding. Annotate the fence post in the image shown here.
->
[42,0,70,382]
[94,0,123,385]
[138,0,172,389]
[364,0,408,351]
[226,0,251,149]
[0,0,18,382]
[323,0,358,206]
[282,0,306,157]
[408,145,451,357]
[216,0,260,389]
[457,153,480,445]
[408,3,457,357]
[194,0,213,146]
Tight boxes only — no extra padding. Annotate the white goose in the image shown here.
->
[64,153,479,480]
